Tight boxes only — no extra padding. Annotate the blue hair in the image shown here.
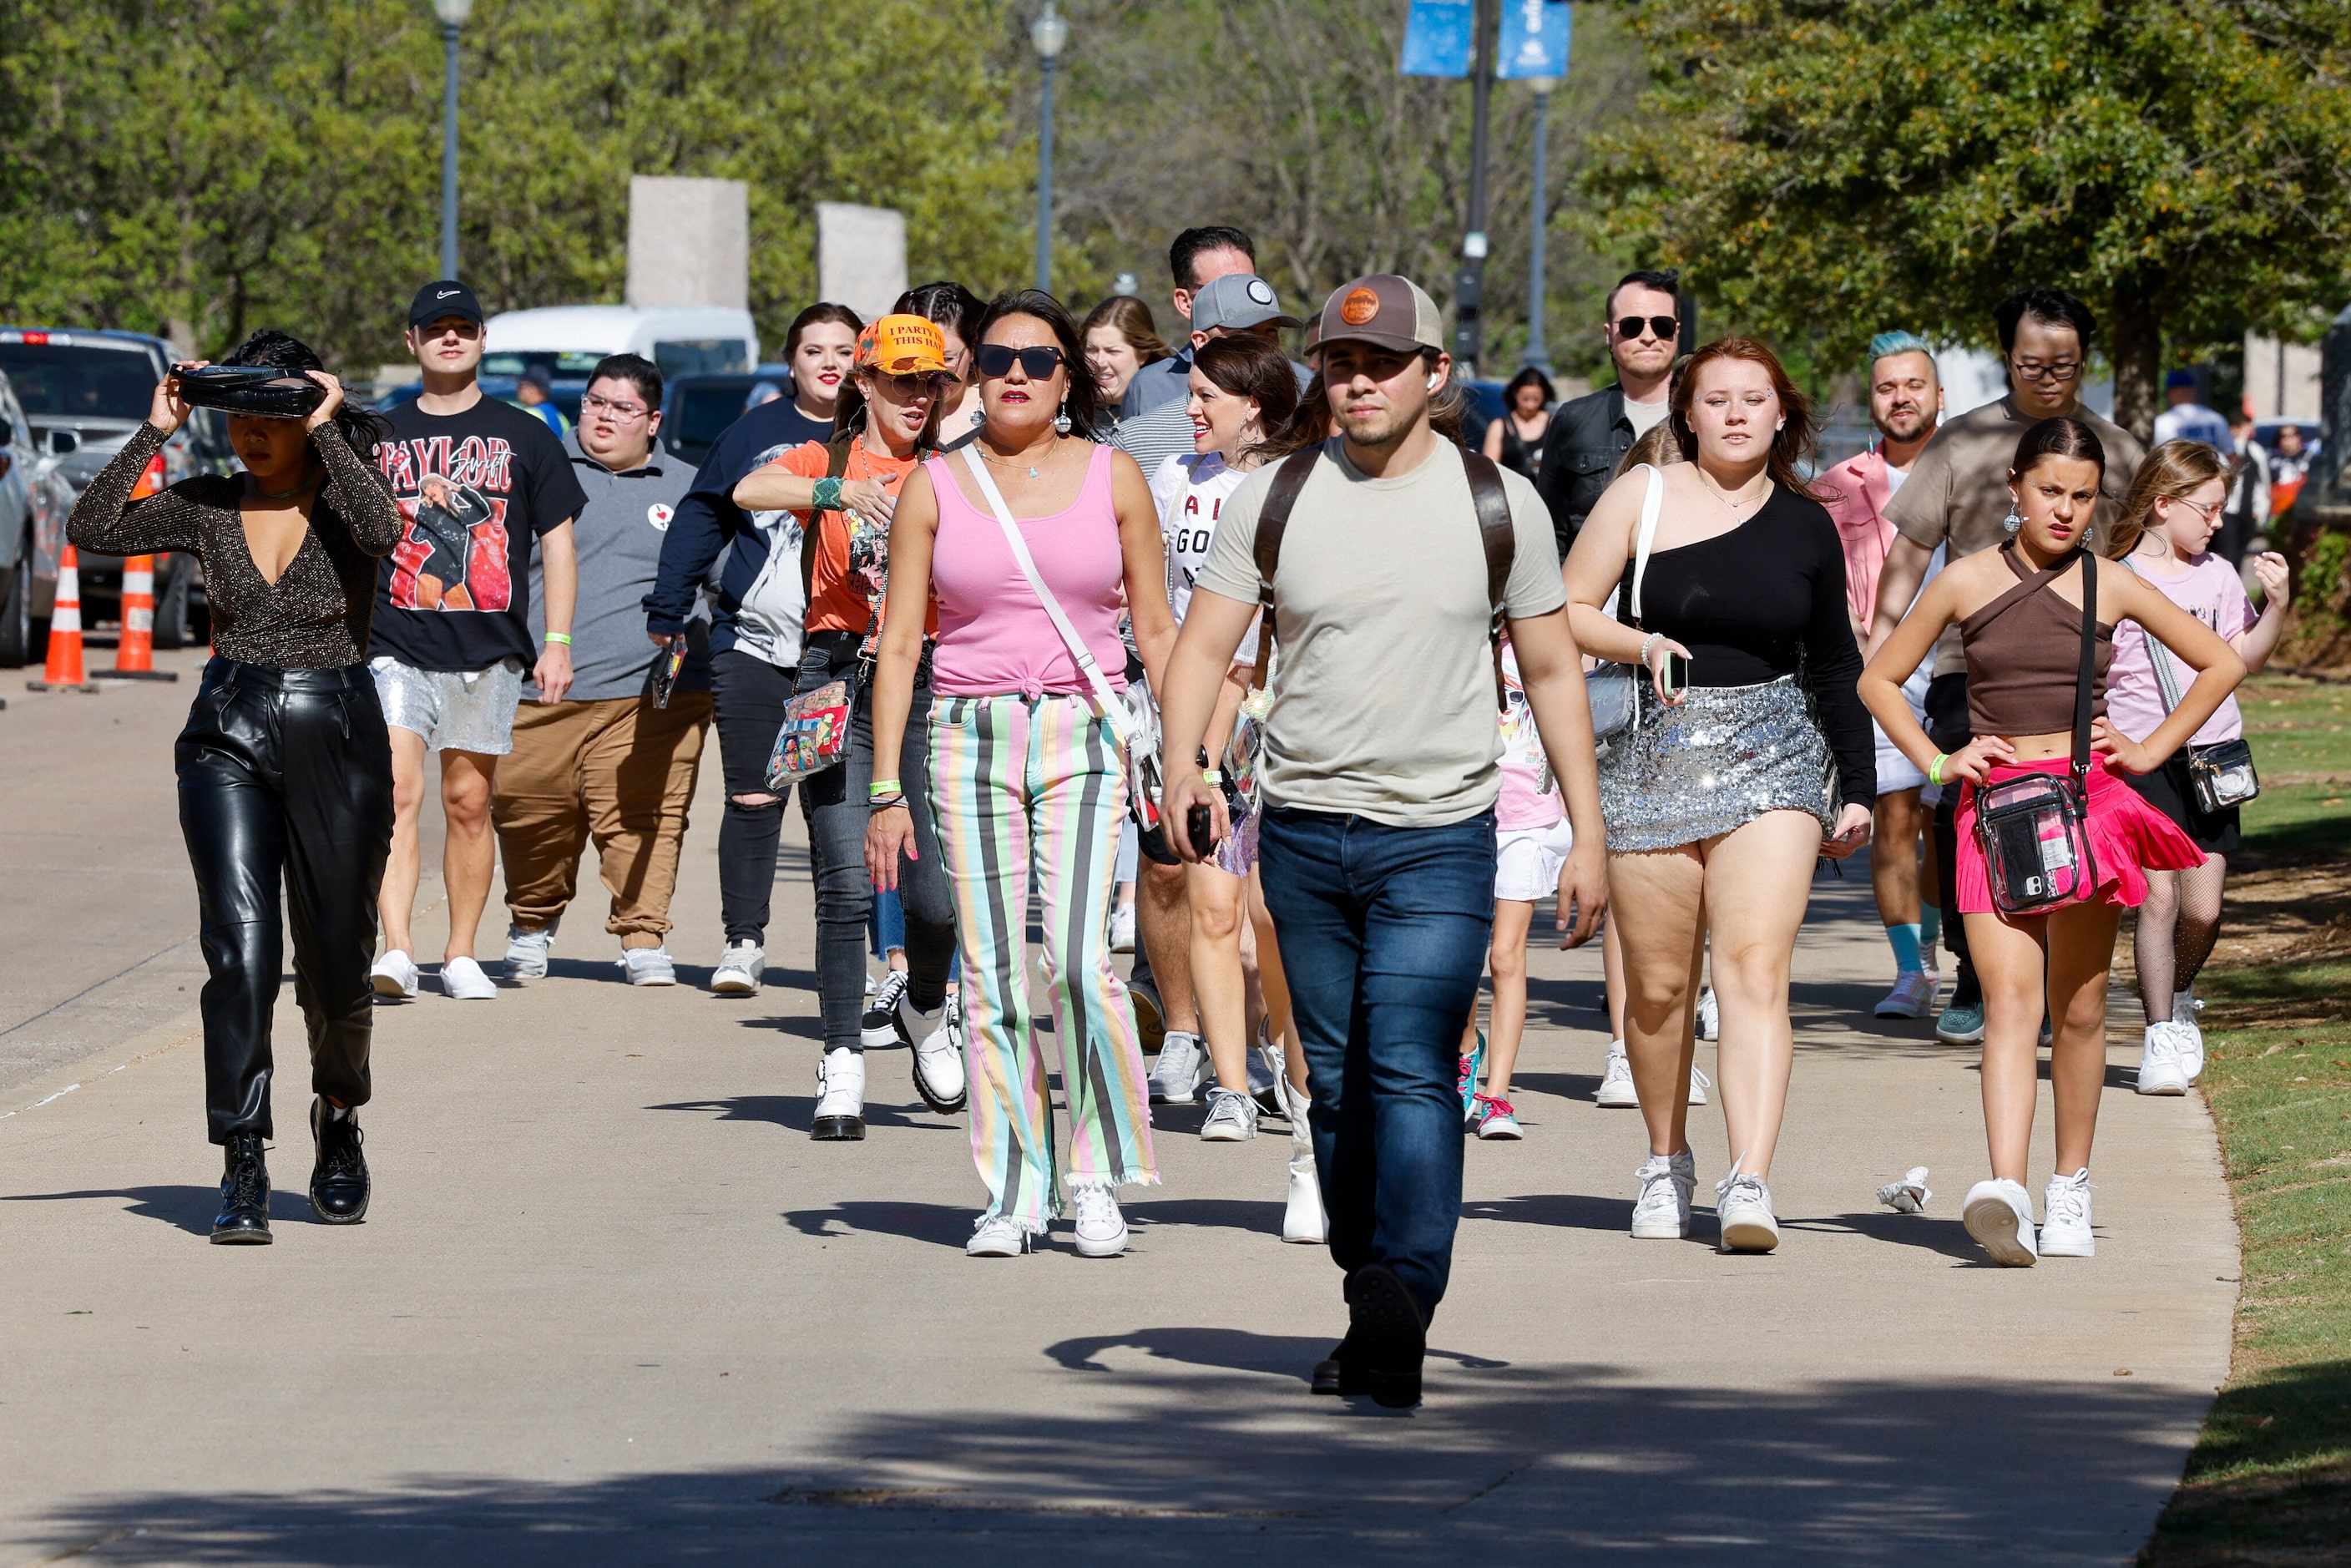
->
[1868,331,1936,371]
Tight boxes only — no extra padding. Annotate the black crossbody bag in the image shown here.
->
[2124,560,2261,813]
[1971,550,2101,916]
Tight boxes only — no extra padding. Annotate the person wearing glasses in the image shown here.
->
[1866,289,2145,1049]
[731,316,971,1141]
[865,291,1178,1259]
[1533,269,1683,559]
[493,355,709,989]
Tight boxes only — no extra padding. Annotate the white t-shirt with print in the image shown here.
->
[1150,451,1258,660]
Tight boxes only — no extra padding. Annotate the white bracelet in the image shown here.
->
[1637,632,1660,668]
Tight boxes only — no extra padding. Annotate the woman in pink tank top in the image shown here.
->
[864,290,1177,1258]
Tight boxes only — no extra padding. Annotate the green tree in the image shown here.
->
[1585,0,2351,435]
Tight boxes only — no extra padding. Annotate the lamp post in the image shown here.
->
[434,0,473,281]
[1522,74,1560,373]
[1453,0,1497,377]
[1031,2,1069,292]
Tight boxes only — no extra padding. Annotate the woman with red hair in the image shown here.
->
[1564,336,1877,1255]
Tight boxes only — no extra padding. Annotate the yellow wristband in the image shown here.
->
[1201,769,1222,787]
[869,778,902,798]
[543,631,572,646]
[1928,752,1949,787]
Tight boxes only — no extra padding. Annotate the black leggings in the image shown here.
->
[177,659,392,1144]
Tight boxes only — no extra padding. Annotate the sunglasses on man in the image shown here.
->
[973,344,1067,380]
[1615,316,1679,341]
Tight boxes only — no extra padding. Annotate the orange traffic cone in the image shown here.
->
[27,545,101,693]
[100,554,179,681]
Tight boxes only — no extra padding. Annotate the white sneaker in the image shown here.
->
[1070,1182,1128,1257]
[503,921,556,979]
[1631,1150,1696,1239]
[2040,1168,2096,1257]
[1281,1076,1326,1245]
[440,955,497,1000]
[619,945,676,986]
[1109,903,1136,953]
[710,940,764,995]
[2172,992,2207,1080]
[1200,1085,1259,1142]
[967,1214,1032,1257]
[1250,1023,1286,1115]
[862,971,912,1046]
[2136,1023,2194,1096]
[1874,969,1939,1019]
[1962,1177,2040,1267]
[1688,1065,1711,1107]
[811,1046,866,1141]
[905,991,968,1113]
[1696,986,1720,1041]
[1714,1160,1780,1252]
[1595,1043,1640,1108]
[371,949,419,1000]
[1147,1032,1209,1105]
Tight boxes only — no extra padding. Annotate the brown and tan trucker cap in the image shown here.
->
[1312,275,1444,355]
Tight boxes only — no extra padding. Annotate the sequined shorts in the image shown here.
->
[1598,675,1835,853]
[369,655,525,755]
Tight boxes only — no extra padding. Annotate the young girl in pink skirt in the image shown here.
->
[1860,417,2246,1267]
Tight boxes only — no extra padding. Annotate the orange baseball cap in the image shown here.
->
[857,314,951,377]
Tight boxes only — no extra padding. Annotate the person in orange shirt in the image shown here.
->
[734,314,964,1140]
[1817,331,1946,1020]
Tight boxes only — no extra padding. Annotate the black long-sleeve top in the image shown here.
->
[68,421,404,670]
[1613,484,1878,808]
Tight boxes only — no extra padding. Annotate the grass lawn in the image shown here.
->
[2143,674,2351,1565]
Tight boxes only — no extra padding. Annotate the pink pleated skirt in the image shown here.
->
[1954,757,2205,914]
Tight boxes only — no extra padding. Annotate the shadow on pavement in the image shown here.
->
[780,1200,972,1247]
[1458,1191,1634,1235]
[647,1095,954,1136]
[1,1183,313,1236]
[18,1364,2207,1564]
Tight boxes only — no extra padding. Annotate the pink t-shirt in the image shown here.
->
[1494,640,1564,830]
[1817,448,1898,634]
[2108,553,2253,746]
[927,443,1132,700]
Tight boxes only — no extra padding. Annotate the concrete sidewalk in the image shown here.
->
[0,745,2236,1564]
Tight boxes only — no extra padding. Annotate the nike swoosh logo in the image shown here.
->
[437,289,461,299]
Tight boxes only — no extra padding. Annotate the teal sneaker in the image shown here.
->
[1459,1029,1487,1121]
[1935,1000,1987,1044]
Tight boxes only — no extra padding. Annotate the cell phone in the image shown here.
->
[650,639,686,709]
[1661,652,1691,697]
[1186,801,1220,857]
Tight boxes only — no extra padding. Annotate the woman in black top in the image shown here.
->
[1564,336,1874,1257]
[1480,366,1555,480]
[68,331,402,1247]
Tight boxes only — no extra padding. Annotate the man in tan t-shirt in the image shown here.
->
[1866,286,2146,1045]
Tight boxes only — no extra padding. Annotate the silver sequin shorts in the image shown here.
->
[369,655,525,755]
[1598,675,1835,853]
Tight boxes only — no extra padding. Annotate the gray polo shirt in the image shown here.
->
[525,438,704,702]
[1119,349,1194,419]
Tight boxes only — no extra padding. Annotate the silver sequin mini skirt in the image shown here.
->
[1599,675,1835,853]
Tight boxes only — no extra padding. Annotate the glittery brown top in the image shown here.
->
[67,421,404,669]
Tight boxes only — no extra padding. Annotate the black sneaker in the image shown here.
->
[1346,1264,1427,1408]
[309,1097,370,1224]
[861,971,913,1049]
[211,1131,272,1245]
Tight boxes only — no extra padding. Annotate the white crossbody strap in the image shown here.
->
[2121,556,2189,714]
[959,445,1133,743]
[1629,463,1663,623]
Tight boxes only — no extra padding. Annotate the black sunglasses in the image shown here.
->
[1615,316,1679,341]
[974,343,1067,380]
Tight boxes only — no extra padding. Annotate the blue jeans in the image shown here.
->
[1257,807,1496,1319]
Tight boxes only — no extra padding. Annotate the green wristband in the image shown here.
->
[869,778,902,799]
[1928,751,1948,787]
[543,631,572,646]
[811,476,844,510]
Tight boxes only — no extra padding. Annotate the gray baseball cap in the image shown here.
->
[1190,273,1305,335]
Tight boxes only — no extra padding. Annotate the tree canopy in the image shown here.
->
[1585,0,2351,434]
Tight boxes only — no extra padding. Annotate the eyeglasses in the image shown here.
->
[2010,357,2082,384]
[2170,493,2224,524]
[1614,316,1679,341]
[974,344,1067,380]
[580,392,650,420]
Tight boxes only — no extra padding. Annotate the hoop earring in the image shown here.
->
[2003,505,2024,536]
[1054,400,1072,437]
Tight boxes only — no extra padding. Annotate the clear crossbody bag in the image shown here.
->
[1973,551,2101,915]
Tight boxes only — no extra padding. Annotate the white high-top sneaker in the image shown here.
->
[2172,989,2206,1080]
[811,1047,866,1141]
[1282,1075,1326,1245]
[903,990,968,1114]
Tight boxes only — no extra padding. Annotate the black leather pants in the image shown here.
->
[177,658,394,1145]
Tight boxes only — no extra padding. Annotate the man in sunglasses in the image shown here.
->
[1866,286,2145,1047]
[493,353,710,989]
[1532,269,1683,559]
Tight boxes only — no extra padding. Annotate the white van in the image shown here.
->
[481,305,761,384]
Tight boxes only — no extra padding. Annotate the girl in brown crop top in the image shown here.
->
[1857,416,2243,1269]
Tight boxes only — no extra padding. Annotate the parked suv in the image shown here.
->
[0,327,229,662]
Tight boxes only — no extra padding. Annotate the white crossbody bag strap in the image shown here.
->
[2121,556,2189,715]
[1629,463,1663,623]
[959,445,1134,744]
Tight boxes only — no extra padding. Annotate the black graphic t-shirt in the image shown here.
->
[372,394,589,671]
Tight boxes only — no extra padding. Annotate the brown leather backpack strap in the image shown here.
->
[801,432,857,606]
[1461,450,1517,709]
[1247,447,1322,692]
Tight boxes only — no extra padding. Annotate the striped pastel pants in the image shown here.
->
[929,694,1157,1227]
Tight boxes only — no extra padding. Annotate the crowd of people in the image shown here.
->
[68,226,2293,1408]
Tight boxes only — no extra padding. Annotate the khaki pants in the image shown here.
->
[493,692,712,942]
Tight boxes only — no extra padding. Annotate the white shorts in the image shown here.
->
[1495,818,1575,903]
[1871,661,1939,802]
[370,655,525,755]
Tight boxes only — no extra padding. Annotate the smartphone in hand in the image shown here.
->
[1661,652,1691,698]
[1186,801,1220,857]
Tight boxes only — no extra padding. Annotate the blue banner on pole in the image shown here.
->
[1400,0,1475,78]
[1496,0,1572,80]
